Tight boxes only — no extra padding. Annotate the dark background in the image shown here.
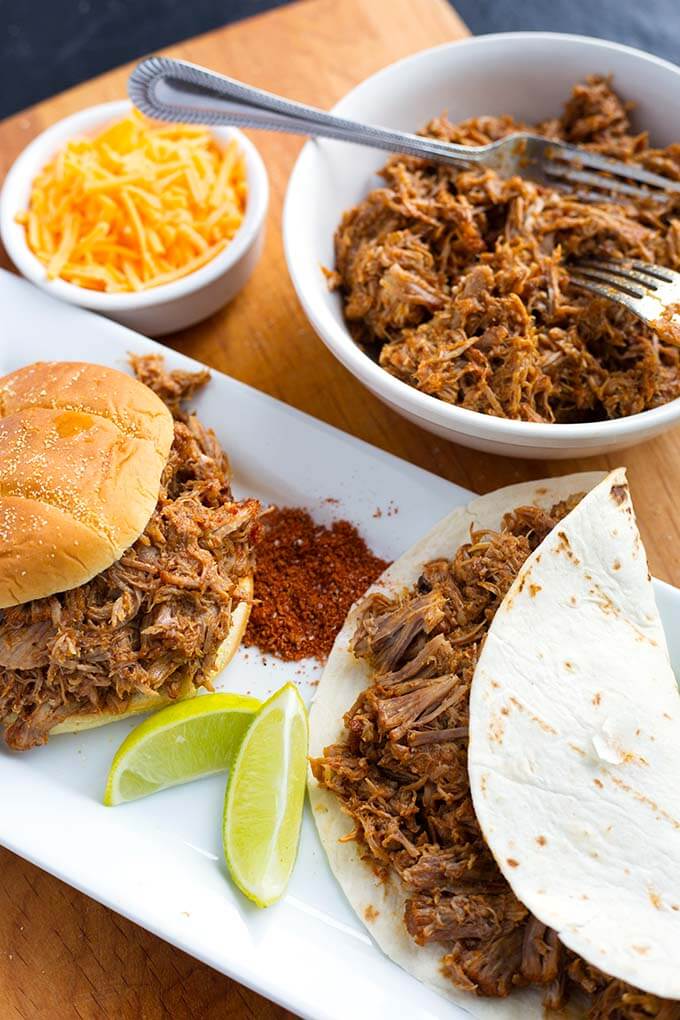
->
[1,0,679,120]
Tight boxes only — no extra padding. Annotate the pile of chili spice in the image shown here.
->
[244,507,389,661]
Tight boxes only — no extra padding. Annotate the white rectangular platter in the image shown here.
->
[1,269,679,1020]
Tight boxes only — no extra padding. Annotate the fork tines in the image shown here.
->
[569,258,679,310]
[544,143,680,204]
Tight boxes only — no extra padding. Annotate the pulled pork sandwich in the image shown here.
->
[0,357,259,750]
[331,77,680,423]
[310,471,680,1019]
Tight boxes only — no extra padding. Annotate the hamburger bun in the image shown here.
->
[0,361,174,609]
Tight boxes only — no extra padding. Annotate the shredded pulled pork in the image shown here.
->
[0,355,259,750]
[311,497,679,1019]
[332,76,680,423]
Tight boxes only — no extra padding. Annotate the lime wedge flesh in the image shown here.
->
[223,683,308,907]
[104,692,261,806]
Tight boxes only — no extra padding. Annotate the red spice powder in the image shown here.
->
[244,507,389,661]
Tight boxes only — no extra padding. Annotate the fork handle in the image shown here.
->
[129,56,481,168]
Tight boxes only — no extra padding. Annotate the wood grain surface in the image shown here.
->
[0,0,678,1016]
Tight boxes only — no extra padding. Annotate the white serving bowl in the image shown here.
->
[0,100,268,337]
[284,33,680,458]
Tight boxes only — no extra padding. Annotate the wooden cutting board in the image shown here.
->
[1,0,679,1016]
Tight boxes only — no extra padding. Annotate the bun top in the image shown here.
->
[0,361,174,608]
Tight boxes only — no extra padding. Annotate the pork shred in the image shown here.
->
[311,496,679,1018]
[332,76,680,423]
[0,355,259,750]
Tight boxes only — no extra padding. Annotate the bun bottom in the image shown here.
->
[50,576,253,737]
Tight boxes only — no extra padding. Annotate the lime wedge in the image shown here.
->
[104,692,261,806]
[223,683,308,907]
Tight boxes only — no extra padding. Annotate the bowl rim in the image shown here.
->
[0,99,269,311]
[283,30,680,444]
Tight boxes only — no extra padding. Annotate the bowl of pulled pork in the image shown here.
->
[284,33,680,457]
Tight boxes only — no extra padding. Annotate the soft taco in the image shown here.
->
[309,470,680,1018]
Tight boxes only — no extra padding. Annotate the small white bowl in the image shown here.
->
[0,100,268,336]
[284,33,680,459]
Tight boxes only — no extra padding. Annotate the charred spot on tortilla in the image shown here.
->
[610,483,629,505]
[649,890,663,910]
[488,716,505,743]
[609,775,680,831]
[535,835,547,847]
[564,660,574,671]
[507,858,519,868]
[509,695,557,735]
[613,559,622,570]
[364,905,379,922]
[593,692,602,705]
[529,583,541,597]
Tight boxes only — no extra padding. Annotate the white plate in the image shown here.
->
[1,268,679,1020]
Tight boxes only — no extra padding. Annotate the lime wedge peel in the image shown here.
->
[104,692,261,806]
[223,683,309,908]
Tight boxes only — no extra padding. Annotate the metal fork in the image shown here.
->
[570,259,680,330]
[129,56,680,204]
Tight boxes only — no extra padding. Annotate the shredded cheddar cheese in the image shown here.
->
[16,111,248,292]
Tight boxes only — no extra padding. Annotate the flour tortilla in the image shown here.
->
[309,472,604,1018]
[469,469,680,1001]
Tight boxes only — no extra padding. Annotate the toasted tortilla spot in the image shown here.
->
[649,890,662,910]
[508,695,557,735]
[536,835,547,846]
[593,693,602,706]
[529,583,542,597]
[489,716,505,744]
[364,905,379,922]
[507,858,519,868]
[610,776,680,831]
[613,559,621,570]
[610,483,628,505]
